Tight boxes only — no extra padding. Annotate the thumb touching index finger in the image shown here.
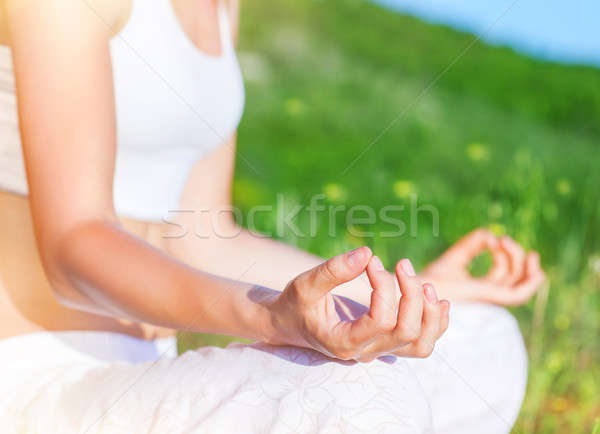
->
[444,228,498,267]
[297,246,372,302]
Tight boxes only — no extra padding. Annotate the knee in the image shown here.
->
[448,303,528,425]
[449,303,527,369]
[449,303,524,346]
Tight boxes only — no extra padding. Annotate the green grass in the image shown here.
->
[178,0,600,431]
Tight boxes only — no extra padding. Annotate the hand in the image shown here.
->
[263,247,450,361]
[421,228,546,306]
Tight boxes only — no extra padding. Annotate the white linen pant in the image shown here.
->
[0,303,527,434]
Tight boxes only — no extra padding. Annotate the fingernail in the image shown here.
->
[400,258,416,277]
[424,284,438,304]
[371,256,385,271]
[347,247,364,266]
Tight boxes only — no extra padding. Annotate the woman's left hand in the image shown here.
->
[420,228,546,306]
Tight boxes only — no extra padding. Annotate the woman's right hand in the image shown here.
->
[263,247,450,362]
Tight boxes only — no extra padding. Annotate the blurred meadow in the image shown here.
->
[178,0,600,431]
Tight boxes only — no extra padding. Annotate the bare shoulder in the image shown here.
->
[0,0,131,45]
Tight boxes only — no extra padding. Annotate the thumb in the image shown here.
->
[297,246,372,302]
[443,228,498,267]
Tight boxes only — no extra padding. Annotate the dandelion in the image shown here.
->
[284,98,305,116]
[466,143,490,162]
[487,222,506,237]
[234,178,266,206]
[553,314,570,331]
[345,228,365,247]
[393,180,416,199]
[551,397,569,413]
[546,352,564,373]
[556,178,572,196]
[323,183,347,202]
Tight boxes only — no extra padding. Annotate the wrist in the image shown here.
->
[251,287,309,348]
[245,285,281,344]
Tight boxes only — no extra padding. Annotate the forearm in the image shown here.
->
[50,220,273,340]
[172,225,374,307]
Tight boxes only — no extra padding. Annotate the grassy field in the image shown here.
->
[179,0,600,431]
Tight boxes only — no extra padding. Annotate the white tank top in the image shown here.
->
[0,0,245,221]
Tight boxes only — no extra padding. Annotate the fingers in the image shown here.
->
[388,286,449,359]
[443,228,498,267]
[394,259,424,340]
[350,256,398,343]
[350,259,429,358]
[484,235,536,289]
[485,241,510,282]
[486,251,546,306]
[408,283,442,357]
[498,236,527,285]
[296,246,372,303]
[439,299,450,336]
[333,259,450,361]
[365,256,399,330]
[504,251,546,305]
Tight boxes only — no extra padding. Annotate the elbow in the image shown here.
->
[39,262,86,311]
[39,237,90,309]
[51,286,87,310]
[38,219,114,310]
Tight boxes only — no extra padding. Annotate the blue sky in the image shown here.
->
[373,0,600,67]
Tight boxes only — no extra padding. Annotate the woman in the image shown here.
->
[0,0,546,432]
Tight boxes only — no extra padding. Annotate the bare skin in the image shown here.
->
[0,0,545,359]
[0,0,231,340]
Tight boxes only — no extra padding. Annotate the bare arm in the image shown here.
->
[173,144,545,306]
[6,0,270,340]
[169,142,375,307]
[205,2,545,307]
[159,0,375,306]
[3,0,451,363]
[160,144,451,360]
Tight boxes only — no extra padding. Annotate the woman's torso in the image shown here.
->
[0,0,244,339]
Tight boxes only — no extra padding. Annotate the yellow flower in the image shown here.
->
[487,222,506,237]
[546,352,564,373]
[551,397,569,413]
[466,143,490,162]
[393,180,416,199]
[345,228,366,246]
[556,178,572,196]
[284,98,305,116]
[323,183,347,202]
[233,178,267,207]
[553,314,570,331]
